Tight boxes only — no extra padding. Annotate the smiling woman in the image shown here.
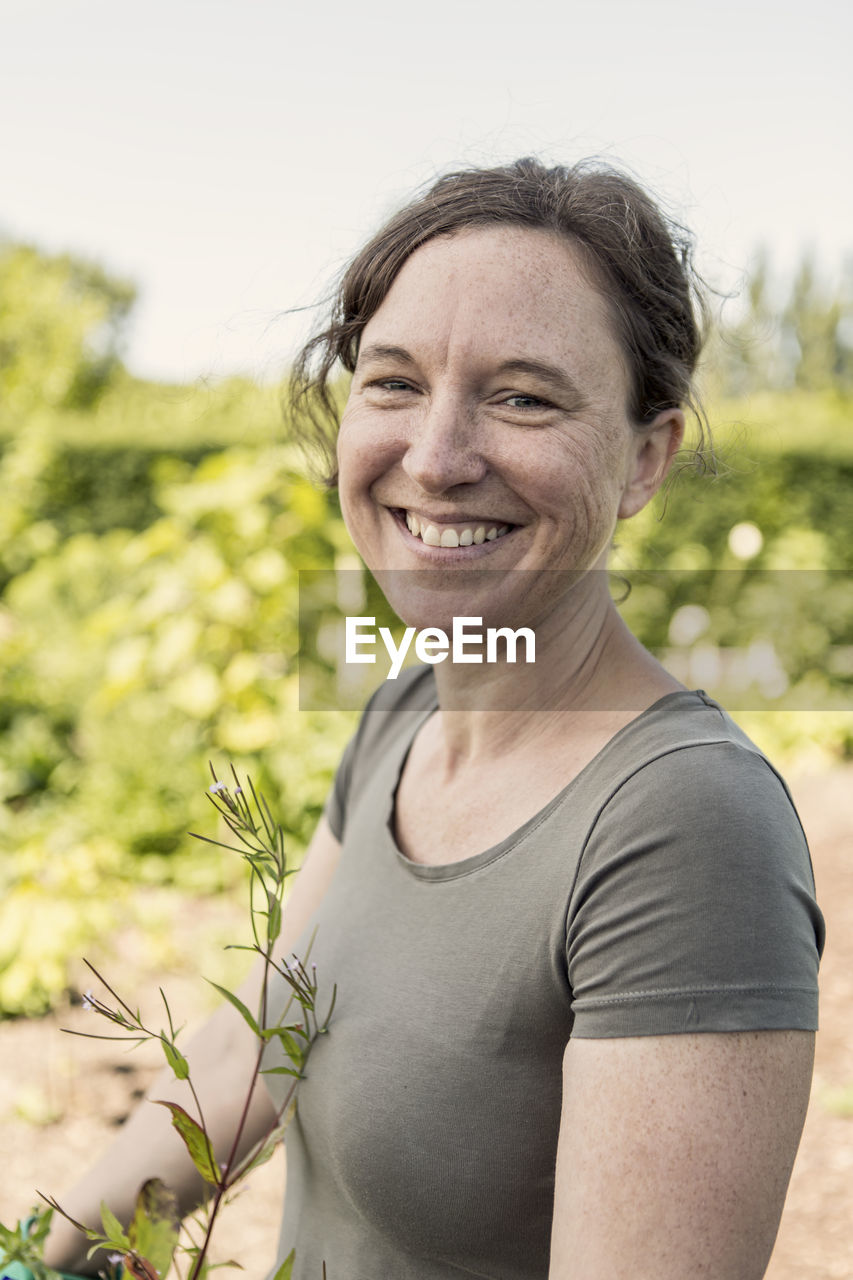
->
[42,158,824,1280]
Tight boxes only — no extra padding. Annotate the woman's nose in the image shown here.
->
[401,394,486,493]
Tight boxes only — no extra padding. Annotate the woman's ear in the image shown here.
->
[618,408,685,519]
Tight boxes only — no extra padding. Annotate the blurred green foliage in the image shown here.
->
[1,240,850,1015]
[0,433,357,1013]
[0,240,135,418]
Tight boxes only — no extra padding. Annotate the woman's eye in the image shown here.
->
[503,393,551,410]
[368,378,414,393]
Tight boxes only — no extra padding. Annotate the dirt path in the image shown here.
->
[2,767,851,1278]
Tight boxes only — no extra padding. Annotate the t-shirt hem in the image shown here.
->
[571,986,819,1036]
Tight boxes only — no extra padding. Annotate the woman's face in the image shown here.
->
[336,225,681,633]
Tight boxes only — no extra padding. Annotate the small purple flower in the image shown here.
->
[209,781,227,794]
[234,787,243,795]
[82,989,96,1012]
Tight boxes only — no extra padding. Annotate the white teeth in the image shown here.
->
[403,512,511,548]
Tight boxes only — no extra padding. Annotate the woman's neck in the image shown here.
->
[429,580,683,768]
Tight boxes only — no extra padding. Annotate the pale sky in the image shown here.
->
[2,0,850,382]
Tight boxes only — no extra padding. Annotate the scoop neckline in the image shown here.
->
[382,679,713,882]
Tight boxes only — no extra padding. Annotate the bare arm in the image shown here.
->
[549,1030,814,1280]
[43,816,342,1273]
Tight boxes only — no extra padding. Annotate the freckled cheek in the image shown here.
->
[574,477,621,553]
[336,444,372,536]
[539,442,626,553]
[338,412,407,479]
[337,439,403,560]
[338,427,389,497]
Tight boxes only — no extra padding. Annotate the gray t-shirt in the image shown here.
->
[266,668,824,1280]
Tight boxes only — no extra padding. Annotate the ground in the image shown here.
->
[1,767,851,1279]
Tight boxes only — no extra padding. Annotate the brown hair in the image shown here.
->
[289,156,712,483]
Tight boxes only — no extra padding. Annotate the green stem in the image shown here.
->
[186,925,277,1280]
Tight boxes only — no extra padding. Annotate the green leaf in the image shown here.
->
[152,1100,221,1185]
[274,1028,305,1065]
[0,1209,68,1280]
[205,981,260,1036]
[161,1038,190,1080]
[268,893,282,944]
[25,1207,54,1248]
[261,1023,307,1050]
[0,1212,65,1279]
[184,1260,210,1280]
[99,1200,130,1249]
[230,1136,281,1178]
[127,1178,180,1277]
[271,1248,296,1279]
[228,1103,294,1181]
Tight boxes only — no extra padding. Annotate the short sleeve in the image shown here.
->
[566,741,825,1037]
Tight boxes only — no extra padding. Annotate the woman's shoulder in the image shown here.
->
[568,690,826,1036]
[597,688,793,801]
[570,688,824,938]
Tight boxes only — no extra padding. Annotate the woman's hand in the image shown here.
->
[549,1030,814,1279]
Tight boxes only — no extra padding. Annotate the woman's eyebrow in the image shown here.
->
[356,343,416,368]
[495,358,587,406]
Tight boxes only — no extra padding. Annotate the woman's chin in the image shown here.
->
[371,564,594,636]
[370,568,489,623]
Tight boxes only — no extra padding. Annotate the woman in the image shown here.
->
[44,158,824,1279]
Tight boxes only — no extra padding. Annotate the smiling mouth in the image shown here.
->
[395,509,514,548]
